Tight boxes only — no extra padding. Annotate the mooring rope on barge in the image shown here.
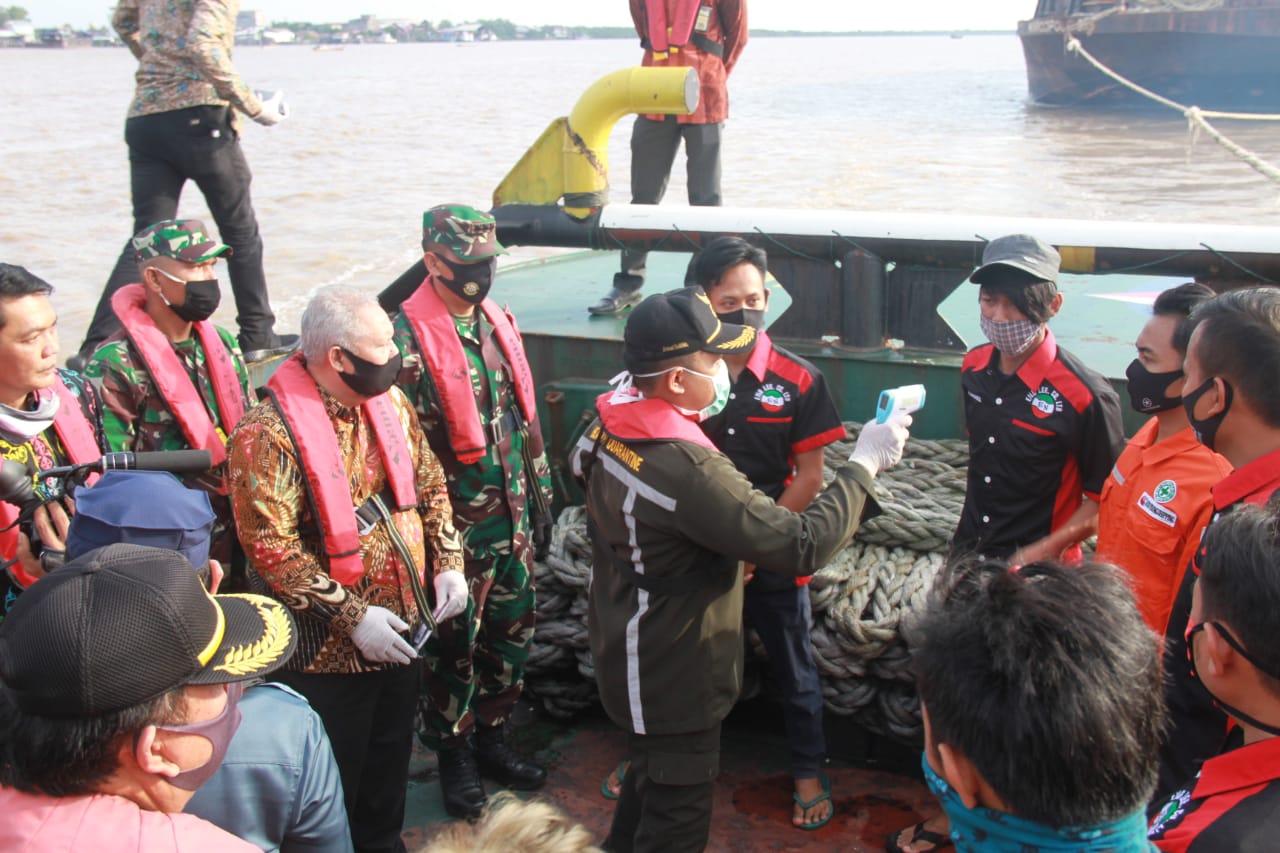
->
[524,423,966,743]
[1063,35,1280,185]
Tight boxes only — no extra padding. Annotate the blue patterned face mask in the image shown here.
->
[921,753,1154,853]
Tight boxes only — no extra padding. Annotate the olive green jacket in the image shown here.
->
[573,419,879,736]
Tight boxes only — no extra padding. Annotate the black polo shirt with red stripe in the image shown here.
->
[701,331,845,501]
[1149,735,1280,852]
[954,328,1125,559]
[1156,447,1280,805]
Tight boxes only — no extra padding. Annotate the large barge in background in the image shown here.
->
[1018,0,1280,110]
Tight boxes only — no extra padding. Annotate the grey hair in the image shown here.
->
[300,285,380,362]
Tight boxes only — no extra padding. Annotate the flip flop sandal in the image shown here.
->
[885,819,952,853]
[600,758,630,800]
[793,772,834,831]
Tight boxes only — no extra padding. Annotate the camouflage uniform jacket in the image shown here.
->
[0,370,109,621]
[84,324,254,565]
[392,309,553,562]
[114,0,265,127]
[226,383,464,674]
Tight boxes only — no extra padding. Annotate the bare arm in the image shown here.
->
[1011,497,1099,566]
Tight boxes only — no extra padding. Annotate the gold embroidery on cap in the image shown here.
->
[718,327,757,351]
[213,596,294,676]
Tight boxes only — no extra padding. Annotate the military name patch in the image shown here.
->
[1138,492,1177,527]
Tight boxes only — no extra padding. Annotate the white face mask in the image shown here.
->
[634,360,732,422]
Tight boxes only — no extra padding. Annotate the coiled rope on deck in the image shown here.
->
[1063,35,1280,184]
[524,422,967,742]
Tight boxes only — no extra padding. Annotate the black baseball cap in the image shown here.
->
[0,543,296,717]
[624,286,757,370]
[970,234,1061,286]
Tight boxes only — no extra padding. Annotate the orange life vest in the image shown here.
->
[643,0,702,57]
[0,377,102,588]
[265,355,417,587]
[401,278,541,465]
[110,284,247,470]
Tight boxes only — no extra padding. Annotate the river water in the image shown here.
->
[2,35,1279,346]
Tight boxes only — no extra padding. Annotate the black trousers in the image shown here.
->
[617,116,723,290]
[81,105,277,355]
[603,724,720,853]
[276,665,421,853]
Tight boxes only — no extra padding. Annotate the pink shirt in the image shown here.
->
[0,786,260,852]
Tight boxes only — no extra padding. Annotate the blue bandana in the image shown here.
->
[922,754,1157,853]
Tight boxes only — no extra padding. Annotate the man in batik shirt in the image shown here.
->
[86,220,254,579]
[227,285,468,852]
[389,204,554,819]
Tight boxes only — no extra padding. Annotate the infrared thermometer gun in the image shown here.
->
[875,384,926,424]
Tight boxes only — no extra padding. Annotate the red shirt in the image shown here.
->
[1096,420,1231,634]
[1150,735,1280,852]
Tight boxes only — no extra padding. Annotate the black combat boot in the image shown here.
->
[473,722,547,790]
[437,735,487,819]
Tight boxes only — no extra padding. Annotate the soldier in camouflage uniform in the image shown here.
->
[390,204,555,819]
[85,220,255,580]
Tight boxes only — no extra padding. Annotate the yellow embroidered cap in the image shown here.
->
[0,543,296,716]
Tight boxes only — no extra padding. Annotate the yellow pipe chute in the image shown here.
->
[493,66,699,219]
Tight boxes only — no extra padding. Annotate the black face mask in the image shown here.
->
[716,307,767,331]
[1124,358,1184,414]
[1182,375,1234,451]
[338,348,402,399]
[169,278,221,323]
[436,257,496,305]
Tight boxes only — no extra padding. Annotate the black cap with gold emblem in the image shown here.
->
[624,286,757,371]
[0,543,296,717]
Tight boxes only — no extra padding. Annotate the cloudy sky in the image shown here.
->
[30,1,1034,31]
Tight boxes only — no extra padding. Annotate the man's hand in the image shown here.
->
[12,532,44,584]
[848,415,912,478]
[532,515,553,562]
[252,90,288,126]
[29,497,73,574]
[742,562,755,585]
[433,570,469,622]
[351,605,416,665]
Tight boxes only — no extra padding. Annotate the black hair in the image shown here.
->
[1189,287,1280,428]
[1153,282,1215,354]
[0,264,54,331]
[913,558,1163,827]
[0,687,185,797]
[689,236,767,292]
[1197,501,1280,698]
[976,266,1058,326]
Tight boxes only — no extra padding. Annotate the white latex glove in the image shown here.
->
[433,571,469,622]
[351,605,415,664]
[252,89,288,126]
[848,414,912,478]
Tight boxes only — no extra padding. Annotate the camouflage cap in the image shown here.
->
[422,204,507,261]
[132,219,231,264]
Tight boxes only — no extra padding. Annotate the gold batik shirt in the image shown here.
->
[227,383,463,674]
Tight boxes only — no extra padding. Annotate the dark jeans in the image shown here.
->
[618,116,723,290]
[276,665,421,853]
[744,578,826,778]
[81,106,277,356]
[604,725,720,853]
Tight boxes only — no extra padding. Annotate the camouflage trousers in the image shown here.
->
[418,548,536,747]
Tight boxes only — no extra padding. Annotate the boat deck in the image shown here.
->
[401,696,938,851]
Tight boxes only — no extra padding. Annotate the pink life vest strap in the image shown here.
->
[266,355,417,587]
[111,284,246,469]
[595,388,717,449]
[644,0,702,55]
[402,278,541,465]
[1,377,101,588]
